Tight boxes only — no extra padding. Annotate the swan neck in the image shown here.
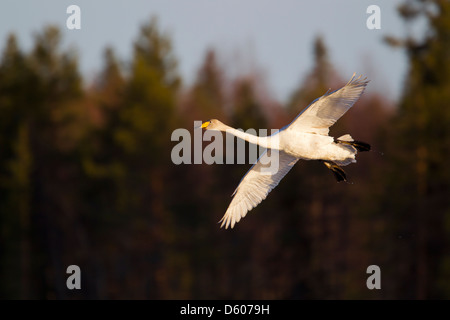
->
[224,127,274,149]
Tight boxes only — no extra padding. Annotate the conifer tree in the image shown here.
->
[384,0,450,299]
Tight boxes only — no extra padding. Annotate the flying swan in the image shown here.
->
[200,74,371,229]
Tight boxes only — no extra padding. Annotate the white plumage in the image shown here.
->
[201,74,370,229]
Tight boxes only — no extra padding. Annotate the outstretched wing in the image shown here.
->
[220,149,298,229]
[287,74,369,135]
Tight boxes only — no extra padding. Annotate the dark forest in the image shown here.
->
[1,0,450,299]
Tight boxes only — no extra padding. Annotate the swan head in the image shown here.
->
[200,119,227,131]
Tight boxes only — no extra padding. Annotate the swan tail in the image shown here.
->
[336,134,371,152]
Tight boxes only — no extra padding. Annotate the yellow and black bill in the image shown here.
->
[200,120,211,128]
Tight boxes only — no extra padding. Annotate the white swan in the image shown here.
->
[201,74,371,229]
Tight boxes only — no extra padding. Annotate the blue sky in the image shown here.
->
[0,0,412,103]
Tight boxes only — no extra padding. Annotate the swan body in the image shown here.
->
[201,74,370,229]
[279,130,353,164]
